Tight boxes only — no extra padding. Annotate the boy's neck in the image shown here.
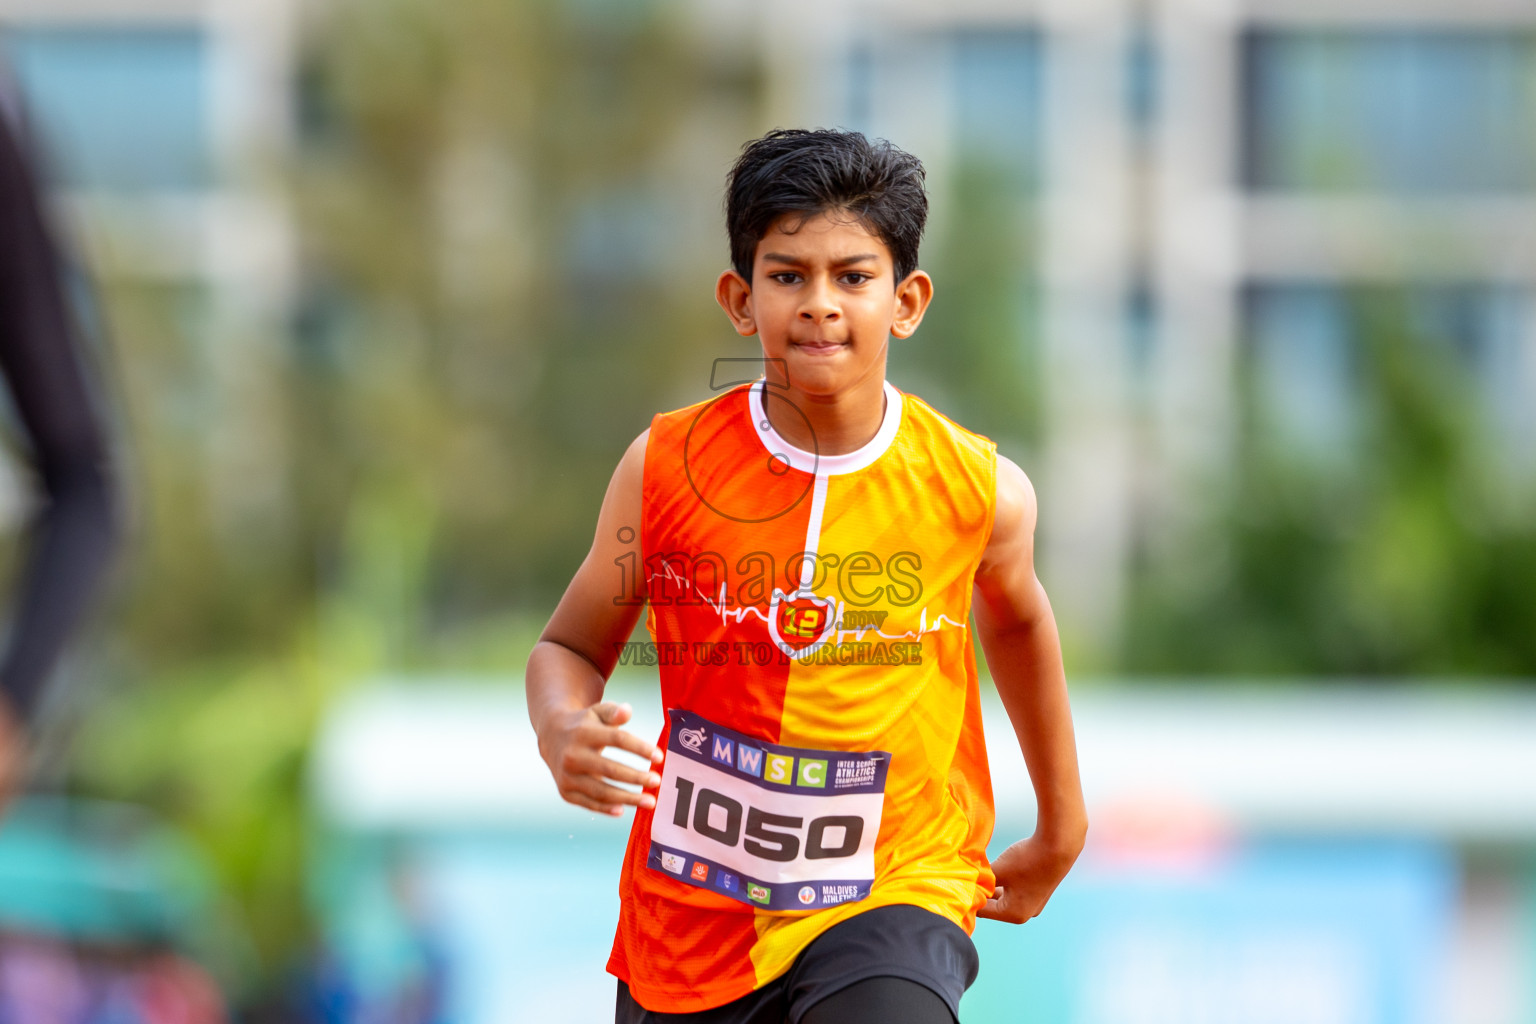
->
[766,371,889,459]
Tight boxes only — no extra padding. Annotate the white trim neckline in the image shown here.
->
[747,379,903,477]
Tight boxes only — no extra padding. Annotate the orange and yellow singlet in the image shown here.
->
[608,380,998,1013]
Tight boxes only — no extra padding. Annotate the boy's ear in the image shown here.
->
[716,269,758,337]
[891,270,934,339]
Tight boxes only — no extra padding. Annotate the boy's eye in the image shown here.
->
[842,273,871,285]
[770,272,801,285]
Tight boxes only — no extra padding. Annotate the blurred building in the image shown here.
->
[6,0,1530,663]
[744,0,1536,650]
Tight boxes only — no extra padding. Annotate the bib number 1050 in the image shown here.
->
[671,778,863,862]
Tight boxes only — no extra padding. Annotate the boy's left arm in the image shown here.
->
[971,455,1088,923]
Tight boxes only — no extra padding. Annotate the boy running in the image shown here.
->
[527,129,1087,1024]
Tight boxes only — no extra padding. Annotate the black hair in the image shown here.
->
[725,128,928,283]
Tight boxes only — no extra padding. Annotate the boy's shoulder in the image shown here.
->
[639,383,753,457]
[648,383,748,423]
[895,386,997,459]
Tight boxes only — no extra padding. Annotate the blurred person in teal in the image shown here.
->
[0,68,121,808]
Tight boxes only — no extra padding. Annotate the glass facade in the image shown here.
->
[846,29,1044,189]
[2,26,211,191]
[951,30,1045,184]
[1243,30,1536,194]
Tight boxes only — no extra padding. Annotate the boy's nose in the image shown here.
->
[798,282,840,322]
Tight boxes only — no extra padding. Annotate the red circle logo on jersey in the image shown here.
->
[770,590,837,655]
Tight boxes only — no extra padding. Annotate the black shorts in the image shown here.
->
[614,904,978,1024]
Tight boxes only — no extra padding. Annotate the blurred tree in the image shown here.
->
[1122,287,1536,675]
[289,0,759,639]
[69,0,764,997]
[892,156,1042,461]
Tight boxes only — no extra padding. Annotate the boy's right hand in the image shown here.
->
[538,700,663,817]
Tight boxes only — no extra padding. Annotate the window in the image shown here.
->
[1243,30,1536,193]
[2,26,212,191]
[952,30,1044,182]
[1245,285,1358,456]
[847,28,1044,190]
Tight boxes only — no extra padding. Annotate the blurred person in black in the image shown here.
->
[0,71,121,809]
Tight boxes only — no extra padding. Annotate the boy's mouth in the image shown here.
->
[792,339,848,354]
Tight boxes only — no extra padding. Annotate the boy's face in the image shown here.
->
[715,211,933,399]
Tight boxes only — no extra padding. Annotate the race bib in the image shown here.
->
[648,709,890,911]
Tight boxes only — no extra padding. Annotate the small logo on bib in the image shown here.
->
[660,852,685,875]
[798,886,816,905]
[678,726,706,753]
[748,884,771,905]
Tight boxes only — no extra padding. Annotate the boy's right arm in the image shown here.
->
[526,430,664,817]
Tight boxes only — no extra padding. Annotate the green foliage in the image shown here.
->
[892,157,1042,458]
[1122,288,1536,675]
[287,0,756,615]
